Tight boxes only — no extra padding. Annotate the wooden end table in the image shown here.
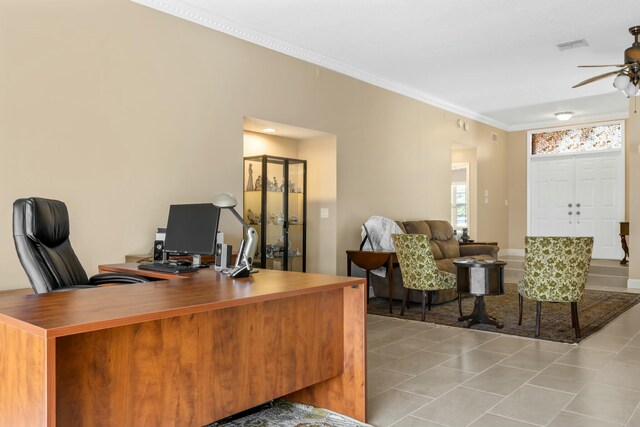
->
[453,259,506,329]
[346,250,396,313]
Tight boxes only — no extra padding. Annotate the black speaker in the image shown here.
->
[153,240,164,262]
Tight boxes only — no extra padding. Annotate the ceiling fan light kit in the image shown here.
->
[573,26,640,98]
[613,73,631,90]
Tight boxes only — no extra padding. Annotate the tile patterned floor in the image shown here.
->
[367,297,640,426]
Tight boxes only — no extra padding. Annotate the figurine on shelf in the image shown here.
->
[255,175,262,190]
[272,177,279,191]
[247,209,255,224]
[246,164,254,191]
[268,212,276,225]
[279,181,285,192]
[266,177,273,191]
[276,213,284,225]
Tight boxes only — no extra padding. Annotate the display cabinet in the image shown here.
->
[243,155,306,272]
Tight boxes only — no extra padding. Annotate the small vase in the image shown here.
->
[461,228,470,242]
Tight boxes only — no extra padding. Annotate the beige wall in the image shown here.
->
[299,135,337,274]
[628,103,640,282]
[243,131,299,158]
[507,131,528,250]
[0,0,508,290]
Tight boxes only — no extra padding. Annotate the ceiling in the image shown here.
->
[133,0,640,131]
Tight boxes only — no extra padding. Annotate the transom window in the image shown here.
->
[531,123,622,156]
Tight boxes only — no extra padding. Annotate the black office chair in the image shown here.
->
[12,197,148,293]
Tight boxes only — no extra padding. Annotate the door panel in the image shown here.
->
[575,155,622,259]
[530,158,575,237]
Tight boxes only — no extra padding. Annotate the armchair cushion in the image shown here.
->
[391,234,456,291]
[518,236,593,302]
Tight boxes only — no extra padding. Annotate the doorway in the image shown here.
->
[451,163,469,236]
[243,117,338,274]
[527,122,625,259]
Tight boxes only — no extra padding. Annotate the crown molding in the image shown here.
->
[132,0,511,131]
[506,111,629,132]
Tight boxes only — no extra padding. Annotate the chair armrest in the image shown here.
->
[89,273,149,286]
[459,244,499,259]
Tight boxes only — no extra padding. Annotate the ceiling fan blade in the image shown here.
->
[572,70,621,88]
[578,64,627,68]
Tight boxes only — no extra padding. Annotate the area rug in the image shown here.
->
[367,283,640,343]
[207,399,371,426]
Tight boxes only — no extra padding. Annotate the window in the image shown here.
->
[530,123,622,156]
[451,183,467,228]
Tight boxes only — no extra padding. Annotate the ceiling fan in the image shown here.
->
[573,25,640,97]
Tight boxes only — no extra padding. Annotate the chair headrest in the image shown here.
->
[15,198,70,247]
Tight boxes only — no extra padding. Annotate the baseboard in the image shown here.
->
[500,248,525,257]
[628,279,640,289]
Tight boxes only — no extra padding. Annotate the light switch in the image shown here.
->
[320,208,329,219]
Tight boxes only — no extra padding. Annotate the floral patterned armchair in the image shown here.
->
[518,236,593,339]
[392,234,459,321]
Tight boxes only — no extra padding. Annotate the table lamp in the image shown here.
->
[212,192,258,277]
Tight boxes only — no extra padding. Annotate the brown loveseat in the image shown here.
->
[370,220,499,304]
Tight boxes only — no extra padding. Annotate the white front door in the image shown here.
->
[530,157,575,237]
[529,152,623,259]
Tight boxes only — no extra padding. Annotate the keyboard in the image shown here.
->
[138,263,200,274]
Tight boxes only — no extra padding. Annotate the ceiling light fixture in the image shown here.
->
[555,112,574,121]
[262,128,276,133]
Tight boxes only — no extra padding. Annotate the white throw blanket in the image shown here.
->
[361,216,404,277]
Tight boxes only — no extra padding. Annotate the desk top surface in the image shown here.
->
[0,264,363,338]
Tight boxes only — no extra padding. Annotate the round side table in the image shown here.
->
[453,259,506,329]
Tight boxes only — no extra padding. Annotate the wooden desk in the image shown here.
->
[0,264,366,426]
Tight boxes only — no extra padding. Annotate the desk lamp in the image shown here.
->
[212,192,258,278]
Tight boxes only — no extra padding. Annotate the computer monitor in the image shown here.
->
[163,203,220,267]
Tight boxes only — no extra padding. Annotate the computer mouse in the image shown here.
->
[175,260,191,266]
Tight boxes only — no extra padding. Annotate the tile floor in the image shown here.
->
[366,296,640,426]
